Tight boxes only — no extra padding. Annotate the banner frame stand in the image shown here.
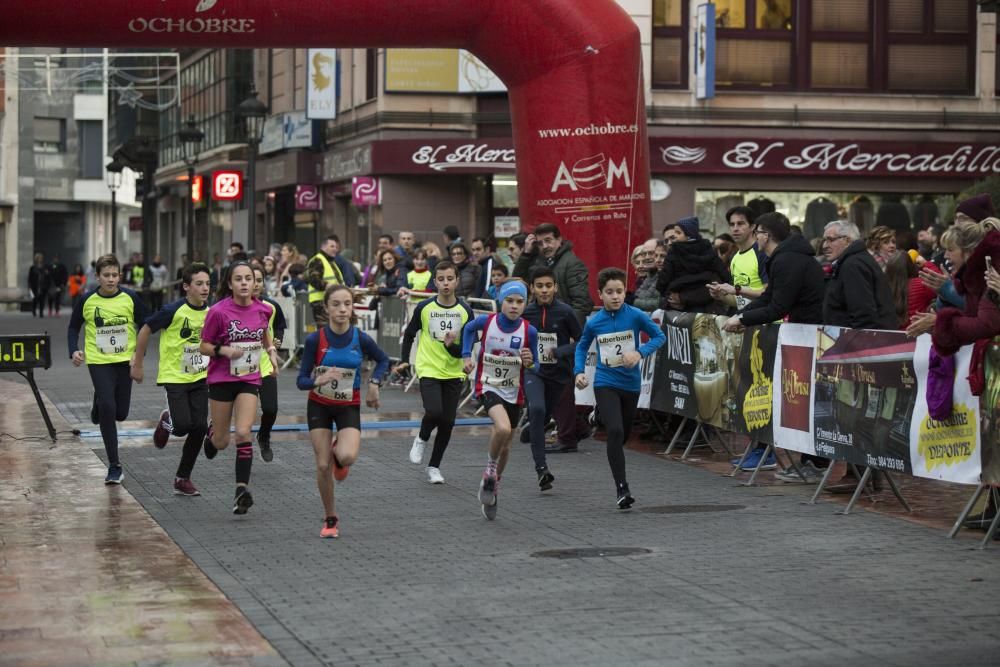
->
[740,442,776,487]
[980,511,1000,549]
[727,439,757,478]
[807,464,838,504]
[835,467,912,515]
[947,483,987,538]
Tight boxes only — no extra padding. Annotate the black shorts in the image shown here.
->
[307,400,362,432]
[480,391,522,427]
[208,381,260,402]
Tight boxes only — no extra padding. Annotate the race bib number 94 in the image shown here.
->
[313,366,357,402]
[538,332,558,365]
[95,325,129,355]
[230,342,261,377]
[429,311,464,342]
[597,331,636,368]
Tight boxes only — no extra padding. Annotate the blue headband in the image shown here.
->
[498,281,527,302]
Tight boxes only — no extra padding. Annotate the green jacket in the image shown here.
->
[513,240,593,325]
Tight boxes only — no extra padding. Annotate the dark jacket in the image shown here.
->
[740,235,826,326]
[28,264,50,296]
[522,298,583,381]
[456,260,481,299]
[655,239,730,312]
[513,240,594,325]
[933,230,1000,356]
[822,239,897,329]
[375,267,408,296]
[476,255,496,299]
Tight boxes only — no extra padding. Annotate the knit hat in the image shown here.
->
[955,193,994,223]
[498,280,527,302]
[674,216,701,240]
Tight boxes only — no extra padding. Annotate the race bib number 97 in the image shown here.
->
[597,331,636,368]
[229,342,261,377]
[482,353,522,390]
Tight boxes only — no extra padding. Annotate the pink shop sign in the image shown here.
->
[351,176,381,206]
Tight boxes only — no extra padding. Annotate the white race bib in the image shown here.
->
[313,366,356,402]
[538,332,558,365]
[229,341,261,377]
[482,353,521,391]
[428,311,464,342]
[597,331,636,368]
[95,325,129,355]
[181,344,209,374]
[735,294,751,309]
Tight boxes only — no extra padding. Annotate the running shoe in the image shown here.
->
[479,473,497,506]
[203,424,217,460]
[537,467,555,491]
[320,515,340,538]
[426,466,445,484]
[482,494,498,521]
[105,465,124,485]
[616,484,635,511]
[257,433,273,463]
[739,448,777,471]
[173,477,200,496]
[232,486,254,515]
[409,435,427,464]
[331,437,350,482]
[774,461,823,484]
[153,409,172,449]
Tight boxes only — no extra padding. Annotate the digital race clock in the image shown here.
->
[0,334,52,371]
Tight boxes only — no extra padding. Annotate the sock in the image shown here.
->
[485,456,498,478]
[235,442,253,485]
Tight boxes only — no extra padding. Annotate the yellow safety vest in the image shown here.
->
[307,253,346,304]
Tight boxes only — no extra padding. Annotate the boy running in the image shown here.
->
[520,267,582,490]
[131,263,212,496]
[252,265,287,462]
[462,279,538,519]
[574,267,665,510]
[69,254,148,484]
[392,261,473,484]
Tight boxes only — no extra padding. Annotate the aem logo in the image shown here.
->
[212,171,243,201]
[550,153,631,192]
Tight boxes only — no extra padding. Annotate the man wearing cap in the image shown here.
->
[655,216,731,313]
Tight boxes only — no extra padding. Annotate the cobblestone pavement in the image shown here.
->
[2,312,999,666]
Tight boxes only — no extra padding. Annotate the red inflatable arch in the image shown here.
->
[0,0,652,287]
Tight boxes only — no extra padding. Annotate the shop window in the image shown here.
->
[888,44,968,91]
[884,0,973,93]
[811,0,868,32]
[755,0,793,30]
[715,0,747,28]
[33,117,64,153]
[714,1,794,89]
[652,0,688,89]
[811,42,869,89]
[888,0,923,33]
[365,49,378,100]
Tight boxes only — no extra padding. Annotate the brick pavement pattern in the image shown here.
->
[3,313,1000,666]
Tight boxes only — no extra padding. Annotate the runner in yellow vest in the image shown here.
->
[307,236,347,326]
[708,206,768,308]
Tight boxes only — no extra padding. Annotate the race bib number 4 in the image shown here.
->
[482,353,522,390]
[597,331,636,368]
[229,342,261,377]
[429,311,464,342]
[313,366,356,402]
[181,344,209,374]
[538,333,558,365]
[95,325,129,355]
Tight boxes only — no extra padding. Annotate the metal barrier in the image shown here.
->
[377,296,407,361]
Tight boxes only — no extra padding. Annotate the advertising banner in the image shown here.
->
[689,314,746,432]
[909,336,981,484]
[306,48,337,120]
[772,324,818,456]
[979,340,1000,486]
[650,311,697,419]
[385,49,505,93]
[734,324,777,444]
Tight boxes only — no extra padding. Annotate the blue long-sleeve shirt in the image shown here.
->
[296,325,390,390]
[573,303,666,392]
[461,313,539,366]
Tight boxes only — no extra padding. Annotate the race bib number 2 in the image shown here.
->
[429,311,463,342]
[95,325,129,355]
[313,366,356,402]
[229,342,261,377]
[597,331,636,368]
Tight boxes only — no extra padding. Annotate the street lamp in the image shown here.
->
[179,114,204,263]
[105,157,124,258]
[236,85,267,253]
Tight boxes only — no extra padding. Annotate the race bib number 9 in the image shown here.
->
[597,331,636,368]
[429,311,463,342]
[229,341,261,377]
[95,325,129,355]
[313,366,356,402]
[181,344,209,374]
[538,332,558,365]
[482,353,522,390]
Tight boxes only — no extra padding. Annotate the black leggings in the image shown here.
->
[523,372,568,470]
[594,386,639,488]
[165,381,208,479]
[418,377,464,468]
[88,363,133,467]
[32,294,46,317]
[258,375,278,439]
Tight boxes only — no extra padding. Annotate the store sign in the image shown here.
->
[651,138,1000,177]
[295,184,321,210]
[259,111,314,155]
[374,139,516,174]
[190,175,204,204]
[494,215,520,238]
[322,145,372,181]
[307,48,337,120]
[352,176,380,206]
[128,216,143,231]
[385,49,505,93]
[695,3,715,100]
[212,170,243,200]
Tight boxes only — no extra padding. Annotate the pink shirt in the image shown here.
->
[201,297,273,385]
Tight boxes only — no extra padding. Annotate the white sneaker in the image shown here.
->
[409,436,427,464]
[426,466,445,484]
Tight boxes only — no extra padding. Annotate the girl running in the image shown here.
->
[461,279,538,519]
[297,284,389,538]
[199,261,279,515]
[252,265,287,462]
[574,267,665,510]
[68,254,148,484]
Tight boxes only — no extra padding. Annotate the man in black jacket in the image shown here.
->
[723,212,825,330]
[656,216,730,313]
[821,220,896,329]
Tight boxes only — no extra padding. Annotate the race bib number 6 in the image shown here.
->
[95,325,129,355]
[313,366,356,402]
[429,311,463,342]
[597,331,636,368]
[229,341,261,377]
